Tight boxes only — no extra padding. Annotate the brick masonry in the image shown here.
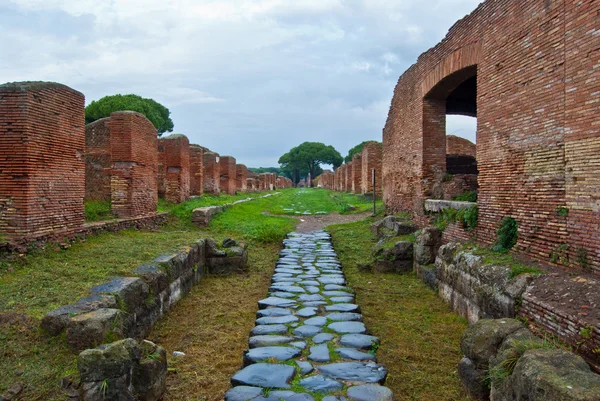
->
[351,153,362,194]
[382,0,600,272]
[160,134,190,203]
[189,145,204,197]
[109,111,158,219]
[446,135,476,157]
[236,164,248,193]
[361,142,383,196]
[0,82,85,241]
[219,156,237,195]
[203,152,220,195]
[84,118,112,202]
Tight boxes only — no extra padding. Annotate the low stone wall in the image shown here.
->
[0,212,168,254]
[459,318,600,401]
[42,237,248,351]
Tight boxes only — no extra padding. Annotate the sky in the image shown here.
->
[0,0,481,168]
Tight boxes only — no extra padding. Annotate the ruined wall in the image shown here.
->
[236,164,248,193]
[0,82,85,241]
[446,135,476,157]
[157,141,166,198]
[110,112,158,218]
[160,134,190,203]
[85,118,112,202]
[361,142,383,195]
[189,145,204,197]
[382,0,600,271]
[351,154,362,194]
[203,152,220,195]
[219,156,237,195]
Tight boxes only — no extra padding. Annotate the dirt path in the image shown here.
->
[265,211,373,233]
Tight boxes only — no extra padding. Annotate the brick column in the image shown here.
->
[160,134,190,203]
[189,145,204,197]
[219,156,237,195]
[236,164,248,193]
[202,152,220,195]
[85,118,112,202]
[352,153,362,194]
[362,142,383,196]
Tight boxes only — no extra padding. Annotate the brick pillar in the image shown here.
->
[157,141,166,198]
[202,152,220,195]
[345,163,353,192]
[160,134,190,203]
[258,174,267,191]
[189,145,204,197]
[85,117,112,202]
[236,164,248,193]
[361,142,383,196]
[109,111,158,218]
[218,156,237,195]
[352,153,362,194]
[0,81,85,241]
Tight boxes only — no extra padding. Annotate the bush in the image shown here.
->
[493,217,518,252]
[454,191,478,203]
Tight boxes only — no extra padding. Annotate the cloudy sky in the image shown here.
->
[1,0,480,168]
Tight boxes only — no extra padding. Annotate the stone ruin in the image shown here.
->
[189,144,204,197]
[160,134,190,203]
[236,164,248,193]
[219,156,237,195]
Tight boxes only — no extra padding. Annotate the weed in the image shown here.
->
[556,206,569,217]
[84,201,113,222]
[487,339,556,384]
[576,247,590,270]
[435,206,478,232]
[492,217,518,252]
[454,191,478,203]
[100,379,109,399]
[579,326,594,340]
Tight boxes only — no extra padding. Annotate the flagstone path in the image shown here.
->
[225,231,393,401]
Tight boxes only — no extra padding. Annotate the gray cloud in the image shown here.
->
[1,0,481,167]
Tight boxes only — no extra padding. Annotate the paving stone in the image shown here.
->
[328,322,367,334]
[296,307,318,318]
[297,361,314,375]
[318,362,387,384]
[249,336,296,348]
[291,341,307,349]
[324,285,352,291]
[258,297,297,309]
[323,397,349,401]
[244,346,301,364]
[293,325,322,338]
[313,333,335,344]
[335,348,376,361]
[250,324,289,336]
[231,363,295,389]
[325,304,360,313]
[303,301,328,307]
[326,313,363,322]
[255,392,315,401]
[299,375,344,393]
[256,308,293,318]
[224,386,262,401]
[304,316,327,327]
[329,296,356,304]
[270,292,297,299]
[309,344,331,362]
[269,285,306,294]
[346,385,393,401]
[339,334,380,350]
[305,286,321,294]
[256,315,299,325]
[323,291,355,297]
[298,280,320,286]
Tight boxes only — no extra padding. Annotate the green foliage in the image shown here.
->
[84,201,113,222]
[453,190,478,202]
[556,206,569,217]
[85,94,174,135]
[279,142,343,185]
[487,339,556,384]
[492,217,518,252]
[465,243,544,279]
[508,265,544,279]
[248,167,282,175]
[344,140,381,163]
[435,206,478,232]
[576,247,590,270]
[550,243,570,265]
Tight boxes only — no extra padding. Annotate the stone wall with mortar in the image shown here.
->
[189,145,204,197]
[0,81,85,242]
[382,0,600,271]
[219,156,237,195]
[110,111,158,218]
[203,152,220,195]
[84,118,112,202]
[160,134,190,203]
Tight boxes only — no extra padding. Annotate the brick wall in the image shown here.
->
[189,145,204,197]
[382,0,600,272]
[202,152,220,195]
[160,134,190,203]
[218,156,237,195]
[236,164,248,193]
[157,141,166,198]
[109,111,158,218]
[361,142,383,196]
[0,81,85,241]
[352,153,362,194]
[446,135,476,157]
[85,118,111,202]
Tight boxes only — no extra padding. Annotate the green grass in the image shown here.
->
[84,200,113,222]
[462,243,544,279]
[327,217,473,401]
[267,188,380,215]
[158,192,265,220]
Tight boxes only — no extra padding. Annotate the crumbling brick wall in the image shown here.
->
[109,111,158,218]
[0,81,85,241]
[160,134,190,204]
[236,164,248,193]
[157,141,166,198]
[446,135,476,157]
[351,154,362,194]
[85,118,112,202]
[361,142,383,196]
[202,152,220,195]
[218,156,237,195]
[382,0,600,271]
[189,145,204,197]
[258,174,267,191]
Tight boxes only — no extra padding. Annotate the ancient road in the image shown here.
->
[225,231,393,401]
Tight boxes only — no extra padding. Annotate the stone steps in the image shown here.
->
[225,231,393,401]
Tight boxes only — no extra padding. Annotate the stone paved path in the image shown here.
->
[225,231,393,401]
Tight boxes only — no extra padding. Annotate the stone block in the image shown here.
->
[41,294,117,336]
[134,263,170,296]
[192,206,224,227]
[91,277,149,313]
[66,308,123,351]
[208,243,249,274]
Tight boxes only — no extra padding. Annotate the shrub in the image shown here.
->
[493,217,518,252]
[454,190,478,203]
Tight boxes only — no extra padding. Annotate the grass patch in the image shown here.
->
[159,192,265,221]
[453,191,478,203]
[84,200,112,222]
[268,188,380,216]
[327,217,473,401]
[487,339,556,384]
[463,243,544,279]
